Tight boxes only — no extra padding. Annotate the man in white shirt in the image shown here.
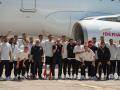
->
[116,40,120,80]
[80,45,96,80]
[8,37,19,80]
[61,35,68,79]
[107,39,117,79]
[44,35,54,79]
[25,36,34,79]
[0,36,12,80]
[73,40,84,79]
[97,36,109,47]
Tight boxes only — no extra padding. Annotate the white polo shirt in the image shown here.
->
[73,45,84,61]
[44,40,54,57]
[62,41,68,59]
[0,42,12,60]
[107,44,117,60]
[80,49,95,61]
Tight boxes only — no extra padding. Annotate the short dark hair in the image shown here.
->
[109,39,113,42]
[69,39,73,42]
[38,34,43,37]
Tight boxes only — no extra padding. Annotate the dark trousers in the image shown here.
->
[9,62,13,77]
[81,61,95,77]
[75,60,82,76]
[13,61,18,77]
[98,61,110,78]
[45,56,53,76]
[71,60,81,76]
[30,62,34,75]
[110,60,117,75]
[117,60,120,76]
[0,60,10,77]
[52,56,62,77]
[63,58,72,76]
[18,60,26,76]
[25,59,30,74]
[33,60,43,77]
[95,60,98,76]
[25,59,34,75]
[9,61,18,77]
[62,58,68,76]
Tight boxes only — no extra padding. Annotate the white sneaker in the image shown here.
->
[6,77,10,81]
[109,74,114,79]
[13,76,18,80]
[0,77,4,81]
[118,76,120,80]
[64,75,66,79]
[89,76,92,80]
[72,75,74,79]
[80,75,86,80]
[21,76,26,80]
[76,75,78,80]
[91,76,97,80]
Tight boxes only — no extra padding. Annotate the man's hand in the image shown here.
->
[92,61,95,67]
[81,61,85,67]
[23,63,26,68]
[98,62,101,66]
[9,59,13,62]
[107,61,111,65]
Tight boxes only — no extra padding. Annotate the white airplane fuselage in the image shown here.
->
[0,0,120,43]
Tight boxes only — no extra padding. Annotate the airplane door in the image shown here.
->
[20,0,37,12]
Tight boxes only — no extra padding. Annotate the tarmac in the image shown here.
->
[0,68,120,90]
[0,79,120,90]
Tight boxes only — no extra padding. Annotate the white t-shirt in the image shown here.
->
[62,41,68,59]
[107,44,117,60]
[116,45,120,60]
[0,42,12,60]
[40,41,45,49]
[73,45,84,61]
[80,49,95,61]
[97,41,108,47]
[11,44,19,61]
[44,40,54,57]
[28,43,34,53]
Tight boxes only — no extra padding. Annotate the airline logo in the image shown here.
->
[103,32,120,37]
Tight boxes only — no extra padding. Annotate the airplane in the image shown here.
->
[0,0,120,44]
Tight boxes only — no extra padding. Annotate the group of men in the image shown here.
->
[0,32,120,81]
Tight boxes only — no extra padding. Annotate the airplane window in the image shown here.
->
[83,17,94,20]
[20,0,37,12]
[99,17,120,22]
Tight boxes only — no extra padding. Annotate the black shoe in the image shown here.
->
[39,76,44,80]
[58,76,62,80]
[32,76,37,80]
[97,77,101,81]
